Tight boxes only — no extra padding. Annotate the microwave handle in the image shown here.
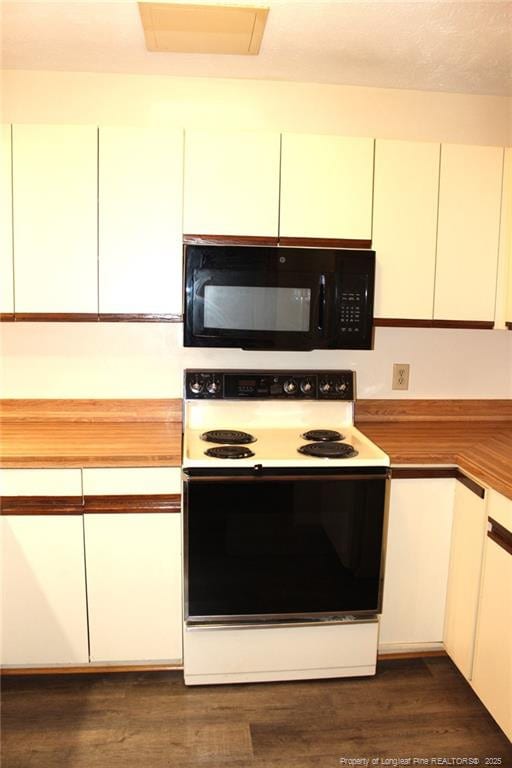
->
[318,275,326,331]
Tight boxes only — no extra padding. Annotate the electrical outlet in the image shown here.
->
[392,363,410,391]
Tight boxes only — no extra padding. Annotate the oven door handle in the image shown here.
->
[184,471,390,483]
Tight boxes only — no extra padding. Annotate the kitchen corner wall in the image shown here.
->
[1,324,511,399]
[1,69,511,400]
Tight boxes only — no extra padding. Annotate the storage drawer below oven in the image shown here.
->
[183,620,378,685]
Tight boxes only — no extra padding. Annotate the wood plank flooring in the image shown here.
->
[2,658,511,767]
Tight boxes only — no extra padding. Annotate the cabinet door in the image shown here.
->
[434,144,503,322]
[99,127,183,315]
[373,140,439,319]
[502,148,512,326]
[279,133,374,240]
[443,480,487,680]
[379,478,454,650]
[0,515,89,666]
[12,125,98,313]
[1,125,13,313]
[471,495,512,741]
[85,513,183,663]
[183,130,280,237]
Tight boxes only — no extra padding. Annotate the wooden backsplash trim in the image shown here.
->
[183,234,279,246]
[278,237,371,249]
[1,496,83,515]
[374,319,494,329]
[431,320,494,330]
[84,494,181,514]
[355,399,512,422]
[374,318,433,328]
[14,313,99,322]
[98,313,182,323]
[5,314,183,323]
[0,399,183,423]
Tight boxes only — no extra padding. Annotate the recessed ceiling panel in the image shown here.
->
[138,2,269,54]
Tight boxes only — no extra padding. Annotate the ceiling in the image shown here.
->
[1,0,511,96]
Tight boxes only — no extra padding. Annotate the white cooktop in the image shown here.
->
[183,400,389,469]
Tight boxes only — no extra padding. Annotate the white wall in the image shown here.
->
[2,69,511,146]
[1,68,511,400]
[1,323,510,399]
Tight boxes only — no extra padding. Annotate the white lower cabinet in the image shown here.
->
[379,478,455,652]
[0,515,89,666]
[443,480,488,680]
[471,491,512,742]
[84,513,183,664]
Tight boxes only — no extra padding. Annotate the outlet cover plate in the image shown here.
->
[392,363,410,390]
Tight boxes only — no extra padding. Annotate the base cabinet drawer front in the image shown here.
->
[84,513,183,663]
[183,130,280,237]
[379,478,455,649]
[373,139,439,320]
[82,467,181,496]
[99,126,183,315]
[434,143,503,323]
[0,516,89,666]
[443,480,488,680]
[12,124,98,313]
[279,133,374,240]
[0,468,82,497]
[471,514,512,741]
[184,622,378,685]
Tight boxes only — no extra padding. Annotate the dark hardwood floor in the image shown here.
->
[1,658,511,767]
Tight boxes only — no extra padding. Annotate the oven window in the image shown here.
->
[186,477,386,620]
[203,285,311,332]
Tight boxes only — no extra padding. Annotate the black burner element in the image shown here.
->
[298,442,358,459]
[205,445,256,459]
[302,429,344,442]
[201,430,256,445]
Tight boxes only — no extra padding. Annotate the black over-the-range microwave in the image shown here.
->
[183,245,376,351]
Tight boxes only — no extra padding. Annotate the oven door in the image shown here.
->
[184,468,390,625]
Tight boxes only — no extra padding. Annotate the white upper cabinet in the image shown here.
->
[279,134,374,240]
[99,127,183,315]
[12,125,98,313]
[434,144,504,322]
[1,125,13,314]
[373,140,440,319]
[501,148,512,325]
[183,130,280,237]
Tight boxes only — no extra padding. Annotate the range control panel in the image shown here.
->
[185,370,355,401]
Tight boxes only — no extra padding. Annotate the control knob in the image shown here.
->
[189,375,204,394]
[283,378,298,394]
[206,377,220,395]
[336,380,348,393]
[300,377,314,394]
[319,379,332,395]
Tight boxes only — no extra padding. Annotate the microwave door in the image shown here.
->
[187,270,324,350]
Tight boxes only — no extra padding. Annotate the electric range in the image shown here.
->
[182,369,390,686]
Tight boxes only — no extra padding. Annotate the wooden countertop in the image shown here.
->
[355,400,512,501]
[0,400,183,469]
[1,398,511,500]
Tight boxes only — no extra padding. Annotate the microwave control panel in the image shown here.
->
[337,276,369,338]
[185,370,355,401]
[339,289,363,334]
